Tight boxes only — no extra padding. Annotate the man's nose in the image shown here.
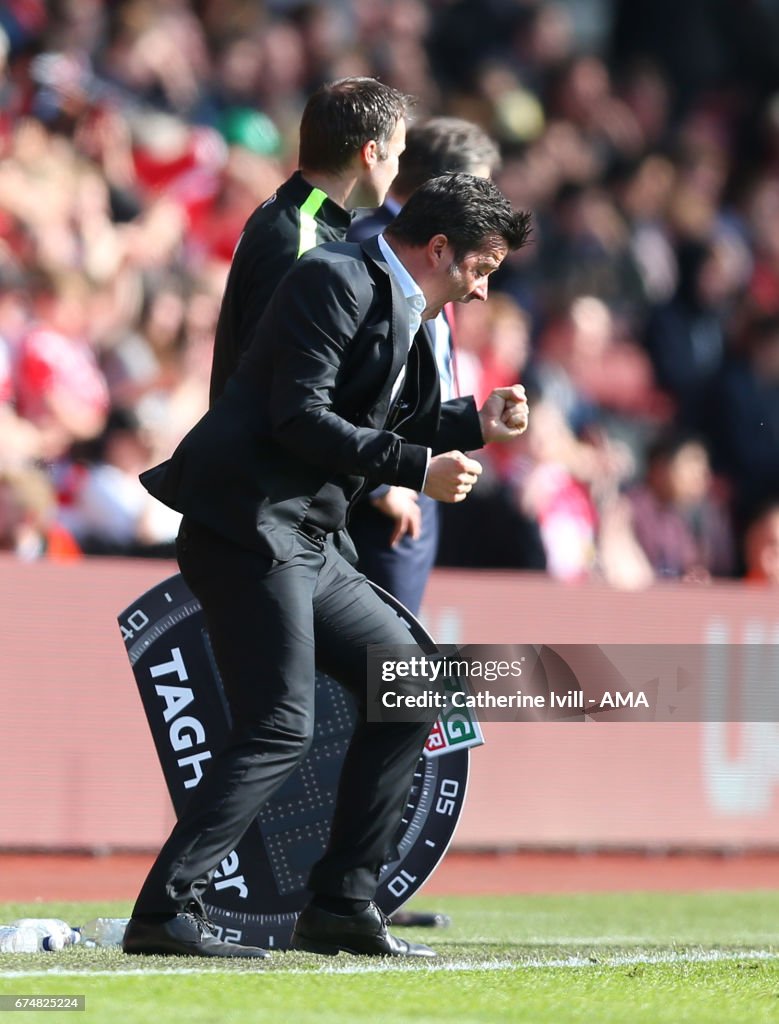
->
[471,279,489,302]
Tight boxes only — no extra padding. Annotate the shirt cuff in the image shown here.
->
[420,449,432,492]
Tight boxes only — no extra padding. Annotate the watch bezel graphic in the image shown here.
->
[119,574,469,949]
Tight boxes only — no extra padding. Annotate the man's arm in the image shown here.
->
[268,258,429,489]
[433,396,484,453]
[432,385,530,454]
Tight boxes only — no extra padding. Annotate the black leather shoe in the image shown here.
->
[290,901,436,957]
[122,912,270,958]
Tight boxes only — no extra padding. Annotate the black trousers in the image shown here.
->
[133,519,432,916]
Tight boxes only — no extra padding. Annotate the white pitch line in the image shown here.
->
[1,949,778,978]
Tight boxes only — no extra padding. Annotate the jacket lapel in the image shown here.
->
[360,235,413,414]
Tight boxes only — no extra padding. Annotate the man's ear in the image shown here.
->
[360,139,379,168]
[427,233,450,266]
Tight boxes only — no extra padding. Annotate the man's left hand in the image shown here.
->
[478,385,529,443]
[371,486,422,546]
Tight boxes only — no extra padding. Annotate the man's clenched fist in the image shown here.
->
[422,451,483,503]
[478,385,529,443]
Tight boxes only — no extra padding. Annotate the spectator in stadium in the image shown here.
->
[744,176,779,317]
[14,272,109,460]
[743,503,779,585]
[58,407,180,556]
[100,274,189,412]
[510,396,600,582]
[704,313,779,521]
[626,431,735,581]
[539,181,646,323]
[0,463,80,562]
[347,116,501,614]
[99,2,212,120]
[529,294,668,438]
[208,76,411,404]
[644,236,750,430]
[0,267,43,463]
[122,175,531,960]
[610,151,678,308]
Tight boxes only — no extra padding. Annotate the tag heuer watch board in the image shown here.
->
[118,574,482,950]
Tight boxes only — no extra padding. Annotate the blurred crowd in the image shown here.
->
[1,0,778,587]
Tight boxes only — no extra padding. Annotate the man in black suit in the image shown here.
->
[122,174,532,960]
[347,118,501,614]
[209,76,410,404]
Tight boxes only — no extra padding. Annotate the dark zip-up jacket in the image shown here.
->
[209,171,352,404]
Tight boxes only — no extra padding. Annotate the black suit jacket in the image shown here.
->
[141,236,483,560]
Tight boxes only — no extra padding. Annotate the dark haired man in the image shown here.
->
[123,175,532,961]
[355,117,500,232]
[209,76,410,403]
[348,118,501,613]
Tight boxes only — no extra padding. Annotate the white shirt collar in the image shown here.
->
[377,232,426,335]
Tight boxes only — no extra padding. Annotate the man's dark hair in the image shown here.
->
[299,77,411,173]
[392,117,501,199]
[385,173,532,261]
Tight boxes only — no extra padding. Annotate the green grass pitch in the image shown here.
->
[1,892,778,1023]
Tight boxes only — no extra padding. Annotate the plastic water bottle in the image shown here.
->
[12,918,80,951]
[0,925,40,953]
[77,918,130,948]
